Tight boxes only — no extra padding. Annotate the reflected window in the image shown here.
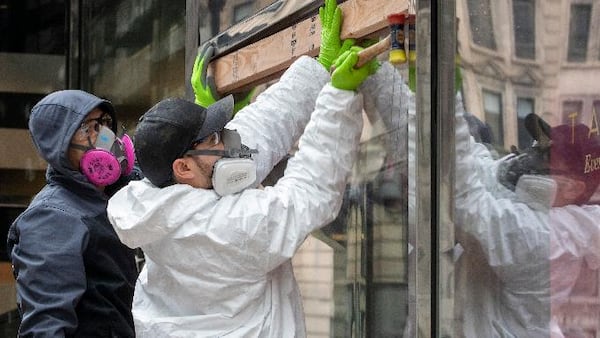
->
[517,97,534,148]
[467,0,496,50]
[83,0,186,125]
[483,89,504,147]
[562,100,583,124]
[513,0,535,59]
[567,4,591,62]
[233,2,254,24]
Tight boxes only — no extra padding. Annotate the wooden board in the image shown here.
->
[211,0,409,94]
[209,0,329,59]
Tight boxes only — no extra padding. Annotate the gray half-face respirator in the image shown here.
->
[497,143,550,192]
[186,129,258,196]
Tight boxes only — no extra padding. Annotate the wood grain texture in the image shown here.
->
[210,0,324,59]
[211,0,409,94]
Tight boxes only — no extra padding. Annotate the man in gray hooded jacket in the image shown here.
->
[7,90,138,337]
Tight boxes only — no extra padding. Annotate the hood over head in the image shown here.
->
[28,90,117,174]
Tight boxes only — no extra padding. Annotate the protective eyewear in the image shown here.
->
[78,113,113,137]
[185,129,258,158]
[193,131,222,148]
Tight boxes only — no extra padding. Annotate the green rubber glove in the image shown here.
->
[191,42,219,108]
[191,42,254,114]
[318,0,345,70]
[331,46,378,91]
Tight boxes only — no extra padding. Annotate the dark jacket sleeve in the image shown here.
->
[9,206,88,337]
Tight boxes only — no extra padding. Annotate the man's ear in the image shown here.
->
[172,158,194,184]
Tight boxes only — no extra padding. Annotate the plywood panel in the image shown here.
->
[211,0,409,93]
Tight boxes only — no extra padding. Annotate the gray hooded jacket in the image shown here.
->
[7,90,137,337]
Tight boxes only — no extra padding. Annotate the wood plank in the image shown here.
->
[209,0,327,59]
[211,0,409,94]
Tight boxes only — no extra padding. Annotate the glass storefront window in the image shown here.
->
[82,0,186,129]
[456,0,600,336]
[0,0,66,129]
[190,1,410,337]
[3,0,598,335]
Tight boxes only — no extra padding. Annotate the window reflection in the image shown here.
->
[483,89,503,148]
[517,97,535,149]
[513,0,535,60]
[466,0,496,50]
[457,0,600,335]
[568,4,591,63]
[83,0,186,126]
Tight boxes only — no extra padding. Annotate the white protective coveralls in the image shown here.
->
[453,97,600,336]
[360,62,600,337]
[107,56,364,337]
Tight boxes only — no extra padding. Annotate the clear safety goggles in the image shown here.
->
[192,131,222,148]
[185,129,257,159]
[76,113,113,138]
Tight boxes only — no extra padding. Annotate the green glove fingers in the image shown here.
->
[408,63,416,93]
[338,39,356,58]
[331,47,377,91]
[358,38,379,48]
[317,0,343,70]
[191,42,219,108]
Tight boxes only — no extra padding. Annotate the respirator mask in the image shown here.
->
[514,174,557,210]
[71,125,135,186]
[185,128,258,196]
[497,142,551,192]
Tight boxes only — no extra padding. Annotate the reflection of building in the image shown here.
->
[459,0,600,152]
[458,0,600,335]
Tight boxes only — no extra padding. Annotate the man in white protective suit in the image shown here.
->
[358,61,600,337]
[106,0,380,336]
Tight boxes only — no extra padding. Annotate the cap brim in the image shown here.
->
[194,94,234,143]
[525,113,551,145]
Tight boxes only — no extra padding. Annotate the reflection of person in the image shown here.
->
[455,111,600,337]
[106,1,378,336]
[359,61,600,336]
[7,90,138,337]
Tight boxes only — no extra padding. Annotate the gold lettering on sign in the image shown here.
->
[590,106,600,138]
[584,154,600,174]
[568,112,578,144]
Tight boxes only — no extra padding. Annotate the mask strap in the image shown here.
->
[69,143,93,152]
[69,134,95,152]
[186,147,258,158]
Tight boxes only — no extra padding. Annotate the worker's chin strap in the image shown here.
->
[188,129,259,196]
